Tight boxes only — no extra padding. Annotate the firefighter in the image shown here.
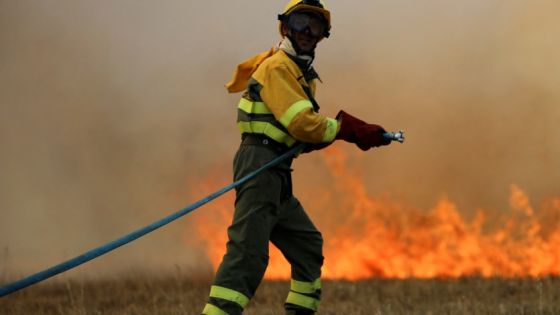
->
[202,1,392,314]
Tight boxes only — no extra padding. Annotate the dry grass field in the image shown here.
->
[1,275,559,315]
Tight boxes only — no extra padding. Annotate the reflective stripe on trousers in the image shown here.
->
[286,278,321,311]
[202,285,250,315]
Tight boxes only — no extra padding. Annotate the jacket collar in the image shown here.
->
[278,38,321,82]
[279,37,313,68]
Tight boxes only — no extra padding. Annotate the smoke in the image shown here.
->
[309,0,560,212]
[0,0,558,277]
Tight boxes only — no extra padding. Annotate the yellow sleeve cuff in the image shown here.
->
[322,117,338,142]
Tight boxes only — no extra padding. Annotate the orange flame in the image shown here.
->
[189,147,560,279]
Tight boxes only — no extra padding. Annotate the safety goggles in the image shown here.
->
[285,12,327,38]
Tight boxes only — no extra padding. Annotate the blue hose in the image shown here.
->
[0,143,305,297]
[0,132,402,297]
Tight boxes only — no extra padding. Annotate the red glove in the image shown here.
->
[335,110,391,151]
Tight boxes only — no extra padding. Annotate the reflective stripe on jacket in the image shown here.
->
[237,50,338,147]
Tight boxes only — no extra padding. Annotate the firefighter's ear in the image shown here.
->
[281,23,291,37]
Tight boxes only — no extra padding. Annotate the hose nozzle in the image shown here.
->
[383,130,405,143]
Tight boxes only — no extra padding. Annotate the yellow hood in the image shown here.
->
[225,47,277,93]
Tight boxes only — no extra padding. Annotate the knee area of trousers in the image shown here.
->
[224,250,270,270]
[309,231,324,247]
[316,235,324,248]
[310,235,324,258]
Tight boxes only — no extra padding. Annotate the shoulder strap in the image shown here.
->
[298,75,320,113]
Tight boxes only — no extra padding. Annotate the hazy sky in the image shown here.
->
[1,0,559,277]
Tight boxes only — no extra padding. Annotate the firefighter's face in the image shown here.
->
[292,29,319,54]
[281,24,320,55]
[282,11,328,54]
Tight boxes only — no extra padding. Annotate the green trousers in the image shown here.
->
[202,143,324,315]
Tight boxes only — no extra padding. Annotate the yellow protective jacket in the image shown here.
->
[230,49,338,147]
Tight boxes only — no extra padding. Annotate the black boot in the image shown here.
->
[285,308,315,315]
